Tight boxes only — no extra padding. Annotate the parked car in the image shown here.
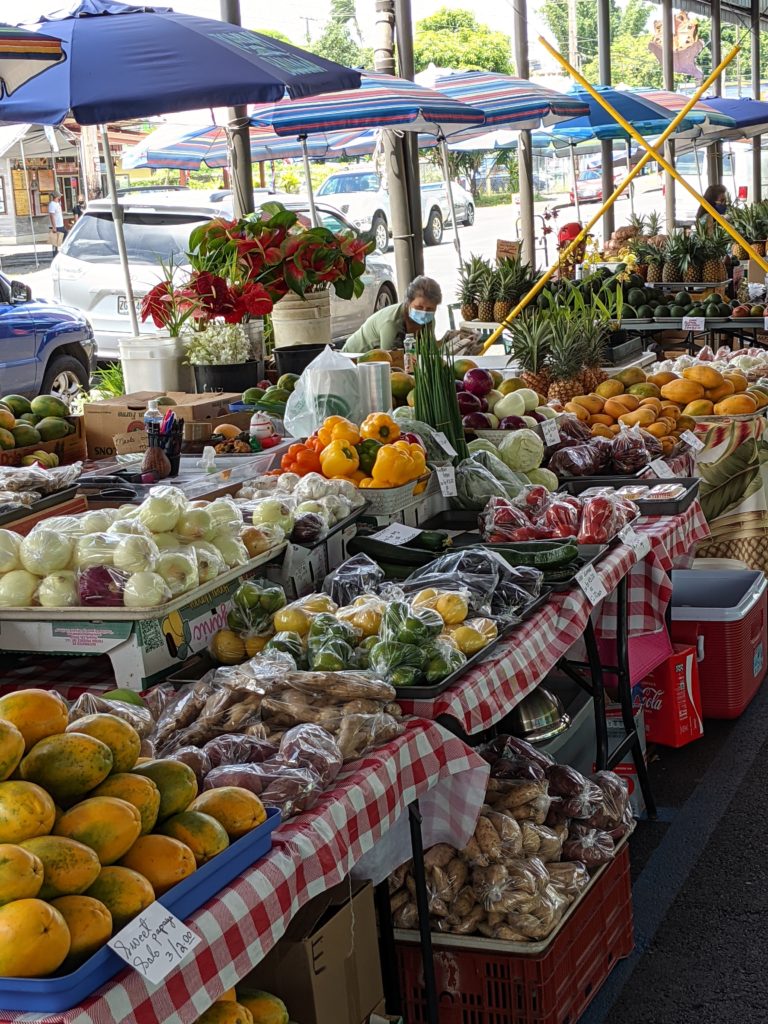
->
[569,168,628,204]
[0,273,95,401]
[52,189,398,362]
[316,168,473,251]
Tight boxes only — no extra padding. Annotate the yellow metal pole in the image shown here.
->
[481,43,740,353]
[542,37,768,274]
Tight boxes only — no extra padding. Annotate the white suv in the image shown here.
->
[52,188,398,361]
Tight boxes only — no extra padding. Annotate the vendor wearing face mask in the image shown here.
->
[695,184,729,231]
[342,275,442,353]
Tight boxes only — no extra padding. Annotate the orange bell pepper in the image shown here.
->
[304,434,325,454]
[281,443,322,476]
[360,413,400,444]
[317,416,360,447]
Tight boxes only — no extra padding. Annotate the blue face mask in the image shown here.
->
[409,307,435,325]
[714,202,727,214]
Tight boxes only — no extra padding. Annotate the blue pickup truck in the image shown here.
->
[0,273,95,403]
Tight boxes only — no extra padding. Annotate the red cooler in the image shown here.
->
[641,643,704,747]
[670,570,768,719]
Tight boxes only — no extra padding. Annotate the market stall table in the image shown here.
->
[0,720,487,1024]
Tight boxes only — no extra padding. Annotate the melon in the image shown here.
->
[20,733,113,804]
[92,773,161,834]
[20,835,101,900]
[66,714,141,774]
[0,898,70,977]
[131,759,198,820]
[85,866,155,931]
[54,796,142,865]
[158,811,229,865]
[0,781,56,843]
[0,689,68,751]
[118,834,196,896]
[0,843,44,905]
[50,895,113,968]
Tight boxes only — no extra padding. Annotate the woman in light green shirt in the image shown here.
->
[342,276,442,353]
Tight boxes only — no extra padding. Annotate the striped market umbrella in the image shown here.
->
[0,24,65,97]
[630,89,737,134]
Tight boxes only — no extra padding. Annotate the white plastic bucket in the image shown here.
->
[271,291,332,348]
[118,334,194,392]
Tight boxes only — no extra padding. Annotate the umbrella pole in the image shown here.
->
[570,143,581,221]
[99,124,139,338]
[439,138,463,264]
[300,136,320,227]
[627,140,635,218]
[693,138,704,199]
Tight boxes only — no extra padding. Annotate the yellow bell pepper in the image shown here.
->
[319,440,360,478]
[392,440,426,479]
[360,413,400,444]
[358,477,375,488]
[317,416,360,447]
[371,444,414,486]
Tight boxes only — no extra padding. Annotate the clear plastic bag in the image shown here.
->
[166,746,212,787]
[202,733,279,767]
[284,347,361,438]
[0,461,82,495]
[547,861,590,901]
[68,691,155,738]
[404,547,514,619]
[455,460,512,511]
[137,485,188,533]
[379,601,443,645]
[611,425,650,475]
[75,532,121,569]
[293,473,331,501]
[153,545,198,598]
[585,770,630,829]
[336,594,386,637]
[563,824,616,868]
[278,723,343,788]
[423,639,466,684]
[324,554,384,606]
[369,639,426,687]
[77,564,129,607]
[548,443,607,478]
[577,494,621,545]
[478,496,532,542]
[229,579,287,638]
[203,761,321,818]
[470,451,528,498]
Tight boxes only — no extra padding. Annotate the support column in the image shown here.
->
[220,0,254,217]
[752,0,762,202]
[662,0,675,230]
[395,0,424,276]
[514,0,535,265]
[375,0,415,292]
[709,0,723,185]
[598,0,614,239]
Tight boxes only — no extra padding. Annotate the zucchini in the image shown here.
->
[347,535,435,567]
[408,530,451,552]
[492,540,579,568]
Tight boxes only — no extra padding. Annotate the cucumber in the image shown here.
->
[492,540,579,567]
[347,536,435,567]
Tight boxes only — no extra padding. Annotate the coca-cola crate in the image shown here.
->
[395,843,633,1024]
[641,643,704,748]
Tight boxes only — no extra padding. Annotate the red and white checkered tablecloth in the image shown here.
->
[0,720,487,1024]
[397,501,710,734]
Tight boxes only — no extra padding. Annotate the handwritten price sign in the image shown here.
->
[109,903,201,985]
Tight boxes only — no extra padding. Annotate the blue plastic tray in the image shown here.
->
[0,806,281,1012]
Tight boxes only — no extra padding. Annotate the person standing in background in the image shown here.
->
[48,188,65,254]
[72,193,86,219]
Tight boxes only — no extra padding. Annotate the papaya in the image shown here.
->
[604,396,639,420]
[30,395,70,419]
[0,688,68,751]
[704,380,735,402]
[645,421,669,438]
[613,367,646,386]
[647,371,678,388]
[11,425,41,448]
[238,991,289,1024]
[35,417,71,442]
[0,781,56,843]
[357,349,391,365]
[639,397,663,411]
[675,415,697,432]
[50,895,112,968]
[594,379,624,398]
[571,395,604,415]
[587,414,614,427]
[130,759,198,820]
[0,395,31,417]
[660,403,682,420]
[0,843,43,905]
[0,719,24,781]
[20,835,101,899]
[54,796,142,865]
[65,714,141,775]
[158,811,230,866]
[682,365,724,389]
[627,382,661,399]
[747,387,768,409]
[197,1003,254,1024]
[0,410,13,432]
[660,380,705,404]
[682,400,715,417]
[20,733,113,804]
[723,372,748,393]
[618,407,656,428]
[0,429,14,451]
[0,898,70,977]
[85,866,155,931]
[118,834,196,896]
[188,788,266,840]
[92,773,161,835]
[390,371,415,401]
[714,394,758,415]
[562,401,589,422]
[591,424,614,439]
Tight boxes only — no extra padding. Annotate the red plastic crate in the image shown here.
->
[396,844,633,1024]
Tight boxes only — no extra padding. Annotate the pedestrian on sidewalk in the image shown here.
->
[48,189,66,254]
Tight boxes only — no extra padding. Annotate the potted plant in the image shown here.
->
[134,259,201,392]
[182,319,260,393]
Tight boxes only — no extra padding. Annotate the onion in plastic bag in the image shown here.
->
[137,486,187,533]
[20,528,73,575]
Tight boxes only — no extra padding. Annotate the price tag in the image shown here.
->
[619,524,651,560]
[108,903,201,985]
[575,564,608,605]
[371,523,422,545]
[286,544,313,595]
[682,316,705,332]
[680,429,704,452]
[540,419,561,446]
[433,431,458,457]
[436,464,458,497]
[649,458,674,478]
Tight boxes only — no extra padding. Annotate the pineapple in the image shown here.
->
[476,264,497,323]
[645,245,664,284]
[646,211,662,238]
[662,231,686,283]
[729,207,750,260]
[628,212,647,237]
[702,224,731,282]
[681,232,702,284]
[493,260,514,322]
[508,312,552,395]
[581,326,608,393]
[546,327,586,404]
[458,255,487,321]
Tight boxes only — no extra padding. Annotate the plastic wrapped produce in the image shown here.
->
[547,861,590,901]
[585,770,630,829]
[563,824,616,868]
[202,734,279,768]
[379,601,443,646]
[68,692,155,738]
[469,451,528,497]
[423,639,467,684]
[77,565,129,607]
[557,414,592,443]
[228,579,287,637]
[75,532,121,569]
[278,724,343,788]
[166,746,212,786]
[577,494,621,544]
[369,639,426,687]
[336,594,386,637]
[479,496,532,541]
[203,762,320,818]
[455,460,513,511]
[611,425,650,475]
[324,554,384,606]
[548,443,607,478]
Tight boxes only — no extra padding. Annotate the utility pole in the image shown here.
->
[597,0,614,240]
[375,0,416,293]
[662,0,675,231]
[395,0,424,277]
[513,0,535,265]
[567,0,579,70]
[220,0,254,217]
[752,0,761,202]
[79,124,101,199]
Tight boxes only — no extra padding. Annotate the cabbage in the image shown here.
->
[498,429,544,473]
[467,438,498,456]
[470,451,527,497]
[37,571,79,608]
[20,530,73,575]
[123,571,171,608]
[0,530,21,573]
[526,467,559,491]
[0,569,39,607]
[113,535,159,574]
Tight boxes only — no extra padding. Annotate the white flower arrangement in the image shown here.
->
[183,322,252,366]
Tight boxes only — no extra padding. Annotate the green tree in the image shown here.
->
[541,0,619,67]
[254,29,291,43]
[413,8,513,74]
[310,0,373,69]
[620,0,652,37]
[583,33,662,88]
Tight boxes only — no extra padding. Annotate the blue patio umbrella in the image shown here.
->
[704,97,768,137]
[0,23,65,96]
[1,1,361,335]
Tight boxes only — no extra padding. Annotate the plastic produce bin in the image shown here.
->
[670,569,768,719]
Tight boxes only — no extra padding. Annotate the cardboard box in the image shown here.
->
[243,881,384,1024]
[82,392,243,459]
[0,417,86,467]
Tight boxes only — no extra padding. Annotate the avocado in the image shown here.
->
[622,305,637,318]
[655,305,671,317]
[719,302,732,317]
[637,304,654,318]
[242,387,265,405]
[669,305,685,317]
[688,306,705,317]
[674,291,692,307]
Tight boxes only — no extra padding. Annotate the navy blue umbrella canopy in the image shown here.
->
[5,0,362,125]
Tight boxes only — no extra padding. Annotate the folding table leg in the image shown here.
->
[584,616,609,770]
[374,881,402,1015]
[408,800,438,1024]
